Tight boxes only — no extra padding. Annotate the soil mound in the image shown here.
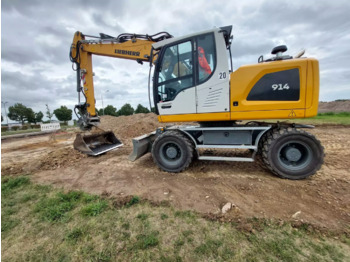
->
[98,113,162,146]
[318,100,350,113]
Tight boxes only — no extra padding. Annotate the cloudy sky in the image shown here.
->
[1,0,350,121]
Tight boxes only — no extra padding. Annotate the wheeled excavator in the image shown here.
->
[69,25,324,180]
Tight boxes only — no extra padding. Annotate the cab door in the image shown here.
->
[195,31,230,115]
[155,40,196,115]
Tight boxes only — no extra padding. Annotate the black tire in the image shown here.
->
[151,130,194,173]
[261,127,324,180]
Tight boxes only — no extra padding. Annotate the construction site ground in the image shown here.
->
[1,114,349,234]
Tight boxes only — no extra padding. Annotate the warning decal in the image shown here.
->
[288,110,297,118]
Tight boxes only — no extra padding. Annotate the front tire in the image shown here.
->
[261,128,324,180]
[151,131,193,173]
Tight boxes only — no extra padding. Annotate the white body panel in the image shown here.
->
[154,27,230,116]
[157,87,196,115]
[196,30,230,113]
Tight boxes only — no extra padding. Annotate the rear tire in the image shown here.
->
[151,131,193,173]
[261,127,324,180]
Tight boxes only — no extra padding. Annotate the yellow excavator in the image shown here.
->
[69,25,324,180]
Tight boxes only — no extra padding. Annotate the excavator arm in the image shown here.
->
[69,31,172,130]
[69,30,172,155]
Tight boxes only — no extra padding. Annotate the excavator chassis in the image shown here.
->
[128,123,324,180]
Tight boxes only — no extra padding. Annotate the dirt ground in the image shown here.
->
[1,114,350,233]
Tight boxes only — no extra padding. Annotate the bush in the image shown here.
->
[21,125,28,130]
[1,127,8,132]
[11,126,19,131]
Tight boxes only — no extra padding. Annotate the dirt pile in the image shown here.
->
[38,147,87,170]
[99,113,161,146]
[319,100,350,113]
[100,113,159,138]
[1,146,87,175]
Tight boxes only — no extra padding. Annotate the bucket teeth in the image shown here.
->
[74,131,123,156]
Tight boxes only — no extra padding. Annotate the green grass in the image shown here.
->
[2,175,350,262]
[1,125,77,136]
[1,128,41,136]
[290,112,350,125]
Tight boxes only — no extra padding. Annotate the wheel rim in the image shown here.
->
[159,141,183,167]
[277,140,312,171]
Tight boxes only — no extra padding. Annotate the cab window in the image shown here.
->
[157,41,193,102]
[197,34,216,83]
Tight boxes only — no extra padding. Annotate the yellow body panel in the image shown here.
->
[82,40,154,62]
[158,112,230,123]
[229,58,319,120]
[158,58,319,123]
[305,59,320,117]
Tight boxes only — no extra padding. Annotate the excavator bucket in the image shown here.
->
[129,131,156,161]
[74,131,123,156]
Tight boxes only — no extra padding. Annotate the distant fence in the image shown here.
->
[40,123,61,132]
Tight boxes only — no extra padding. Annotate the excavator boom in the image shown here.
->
[69,30,172,155]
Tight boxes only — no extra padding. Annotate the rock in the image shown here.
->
[292,211,301,218]
[221,202,232,214]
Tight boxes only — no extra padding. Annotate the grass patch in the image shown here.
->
[292,111,350,125]
[2,176,350,262]
[65,227,86,243]
[255,111,350,126]
[80,200,108,216]
[134,231,160,250]
[2,176,30,195]
[1,128,41,136]
[1,218,20,233]
[126,195,140,207]
[136,212,149,220]
[34,192,79,222]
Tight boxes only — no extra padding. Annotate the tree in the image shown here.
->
[34,111,44,124]
[7,103,34,124]
[53,106,72,122]
[135,104,150,114]
[117,103,134,116]
[103,105,118,116]
[1,114,3,122]
[46,104,54,123]
[26,108,36,124]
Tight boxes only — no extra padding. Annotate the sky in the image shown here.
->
[1,0,350,121]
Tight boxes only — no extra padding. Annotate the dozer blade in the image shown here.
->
[74,131,123,156]
[129,131,156,161]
